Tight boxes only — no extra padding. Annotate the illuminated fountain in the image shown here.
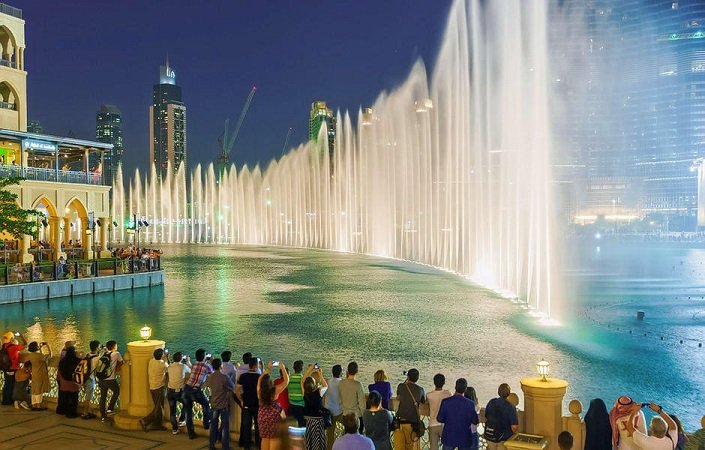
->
[115,0,560,317]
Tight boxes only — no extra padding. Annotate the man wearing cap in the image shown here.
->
[2,331,27,405]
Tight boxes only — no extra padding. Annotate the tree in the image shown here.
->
[0,177,42,239]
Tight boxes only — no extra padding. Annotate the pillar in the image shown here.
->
[113,339,165,431]
[62,217,70,246]
[48,216,62,262]
[99,219,111,257]
[564,400,585,450]
[81,218,90,259]
[520,377,568,450]
[19,233,32,263]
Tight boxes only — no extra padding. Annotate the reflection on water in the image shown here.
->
[0,243,703,429]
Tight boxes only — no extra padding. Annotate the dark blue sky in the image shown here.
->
[13,1,453,175]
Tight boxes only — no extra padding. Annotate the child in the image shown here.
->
[13,360,32,410]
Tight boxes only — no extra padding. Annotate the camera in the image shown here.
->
[314,363,319,369]
[273,361,280,367]
[641,403,650,408]
[182,355,188,361]
[403,370,408,376]
[164,348,169,353]
[13,332,19,337]
[206,353,212,359]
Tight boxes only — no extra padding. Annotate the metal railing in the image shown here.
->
[0,164,104,186]
[0,59,16,69]
[0,256,161,285]
[0,100,16,110]
[0,3,22,19]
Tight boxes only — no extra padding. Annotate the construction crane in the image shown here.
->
[281,127,293,155]
[217,86,257,179]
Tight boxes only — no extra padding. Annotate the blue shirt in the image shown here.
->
[368,381,393,409]
[332,433,375,450]
[437,394,479,448]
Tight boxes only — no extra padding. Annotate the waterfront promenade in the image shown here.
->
[0,406,208,449]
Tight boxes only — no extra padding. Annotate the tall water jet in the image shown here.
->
[114,0,560,317]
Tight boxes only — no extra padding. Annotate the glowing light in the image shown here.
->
[595,233,601,239]
[536,359,550,381]
[140,326,152,341]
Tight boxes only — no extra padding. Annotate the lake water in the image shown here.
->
[1,242,703,429]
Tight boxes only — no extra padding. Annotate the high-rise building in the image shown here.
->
[309,101,336,161]
[149,59,186,180]
[27,119,42,133]
[95,104,123,187]
[555,1,705,230]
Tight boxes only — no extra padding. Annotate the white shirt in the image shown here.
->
[167,362,192,391]
[633,428,678,450]
[427,389,452,427]
[617,412,647,450]
[147,358,168,390]
[105,351,123,381]
[222,361,236,381]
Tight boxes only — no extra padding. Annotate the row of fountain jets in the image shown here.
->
[112,0,560,318]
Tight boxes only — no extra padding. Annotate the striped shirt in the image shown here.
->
[186,361,213,388]
[288,372,304,406]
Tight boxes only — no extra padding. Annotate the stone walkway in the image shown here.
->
[0,406,212,450]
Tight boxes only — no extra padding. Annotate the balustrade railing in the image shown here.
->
[0,256,162,286]
[0,164,103,185]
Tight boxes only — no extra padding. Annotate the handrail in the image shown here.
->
[0,164,104,186]
[0,256,162,285]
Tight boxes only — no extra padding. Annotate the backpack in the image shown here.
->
[483,398,507,443]
[94,352,113,381]
[73,356,92,385]
[0,344,11,372]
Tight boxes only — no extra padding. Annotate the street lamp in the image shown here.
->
[536,359,550,381]
[140,325,152,341]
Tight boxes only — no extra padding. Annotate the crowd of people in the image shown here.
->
[0,332,695,450]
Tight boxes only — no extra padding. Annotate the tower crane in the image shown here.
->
[281,127,293,155]
[217,86,257,178]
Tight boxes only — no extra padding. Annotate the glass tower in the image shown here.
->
[149,61,186,181]
[309,101,336,162]
[95,104,123,187]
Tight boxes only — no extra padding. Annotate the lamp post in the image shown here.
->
[521,360,568,450]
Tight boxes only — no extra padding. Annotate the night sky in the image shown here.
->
[13,1,453,175]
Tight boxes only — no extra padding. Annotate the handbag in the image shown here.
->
[403,383,426,439]
[320,406,333,428]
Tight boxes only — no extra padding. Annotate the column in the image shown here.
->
[48,216,61,261]
[113,339,165,431]
[62,217,71,247]
[520,377,569,450]
[81,223,90,259]
[19,233,32,263]
[83,149,89,183]
[99,218,111,257]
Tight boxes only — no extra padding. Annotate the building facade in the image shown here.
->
[554,0,705,230]
[309,101,336,161]
[95,104,123,187]
[149,61,186,181]
[0,3,112,263]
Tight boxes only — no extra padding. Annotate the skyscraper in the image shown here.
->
[149,59,186,180]
[95,104,123,187]
[554,1,705,230]
[309,101,336,161]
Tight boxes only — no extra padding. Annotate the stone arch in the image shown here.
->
[31,194,58,217]
[0,26,17,61]
[64,196,88,219]
[0,80,19,109]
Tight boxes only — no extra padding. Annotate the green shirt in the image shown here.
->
[288,372,304,406]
